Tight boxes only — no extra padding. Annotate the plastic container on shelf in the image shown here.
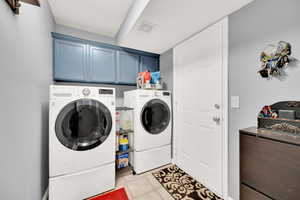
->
[116,111,121,132]
[116,153,129,169]
[120,111,132,131]
[119,138,129,152]
[116,107,134,170]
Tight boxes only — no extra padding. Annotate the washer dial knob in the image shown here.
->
[82,88,91,96]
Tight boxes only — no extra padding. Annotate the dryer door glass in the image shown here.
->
[55,99,112,151]
[141,99,170,134]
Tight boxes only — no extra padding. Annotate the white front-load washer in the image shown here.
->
[124,90,172,174]
[49,85,115,200]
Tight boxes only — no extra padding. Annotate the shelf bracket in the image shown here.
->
[5,0,40,15]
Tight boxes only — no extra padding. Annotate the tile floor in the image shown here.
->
[116,165,173,200]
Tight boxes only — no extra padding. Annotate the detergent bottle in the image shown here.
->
[119,138,129,152]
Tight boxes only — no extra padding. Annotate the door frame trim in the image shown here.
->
[172,16,229,199]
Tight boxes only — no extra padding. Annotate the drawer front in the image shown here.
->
[240,134,300,200]
[241,184,271,200]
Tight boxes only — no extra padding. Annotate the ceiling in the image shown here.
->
[48,0,134,38]
[118,0,254,53]
[48,0,254,54]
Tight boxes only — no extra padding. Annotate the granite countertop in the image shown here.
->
[240,127,300,146]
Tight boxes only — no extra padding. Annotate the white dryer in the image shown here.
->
[49,85,115,200]
[124,90,172,174]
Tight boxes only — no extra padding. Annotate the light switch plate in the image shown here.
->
[231,96,240,108]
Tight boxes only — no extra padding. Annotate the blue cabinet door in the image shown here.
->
[54,39,87,81]
[89,46,116,83]
[117,51,139,84]
[139,55,159,72]
[53,33,160,84]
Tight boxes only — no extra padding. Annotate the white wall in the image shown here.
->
[0,0,55,199]
[160,49,174,91]
[160,2,300,198]
[229,0,300,199]
[55,24,116,45]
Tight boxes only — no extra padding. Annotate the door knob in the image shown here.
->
[214,104,220,109]
[213,116,221,123]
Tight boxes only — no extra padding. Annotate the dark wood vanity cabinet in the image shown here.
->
[240,127,300,200]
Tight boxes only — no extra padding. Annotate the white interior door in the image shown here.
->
[174,18,228,197]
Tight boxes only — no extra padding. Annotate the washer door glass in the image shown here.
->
[55,99,112,151]
[141,99,171,135]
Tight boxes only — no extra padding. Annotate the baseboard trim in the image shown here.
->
[42,186,48,200]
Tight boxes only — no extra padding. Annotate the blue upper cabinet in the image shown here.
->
[117,51,139,84]
[140,55,159,72]
[52,33,159,85]
[89,45,116,83]
[54,39,87,82]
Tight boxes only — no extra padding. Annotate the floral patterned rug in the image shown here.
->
[152,165,223,200]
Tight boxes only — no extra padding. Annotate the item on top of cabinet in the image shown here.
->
[258,105,277,118]
[258,41,295,79]
[258,101,300,134]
